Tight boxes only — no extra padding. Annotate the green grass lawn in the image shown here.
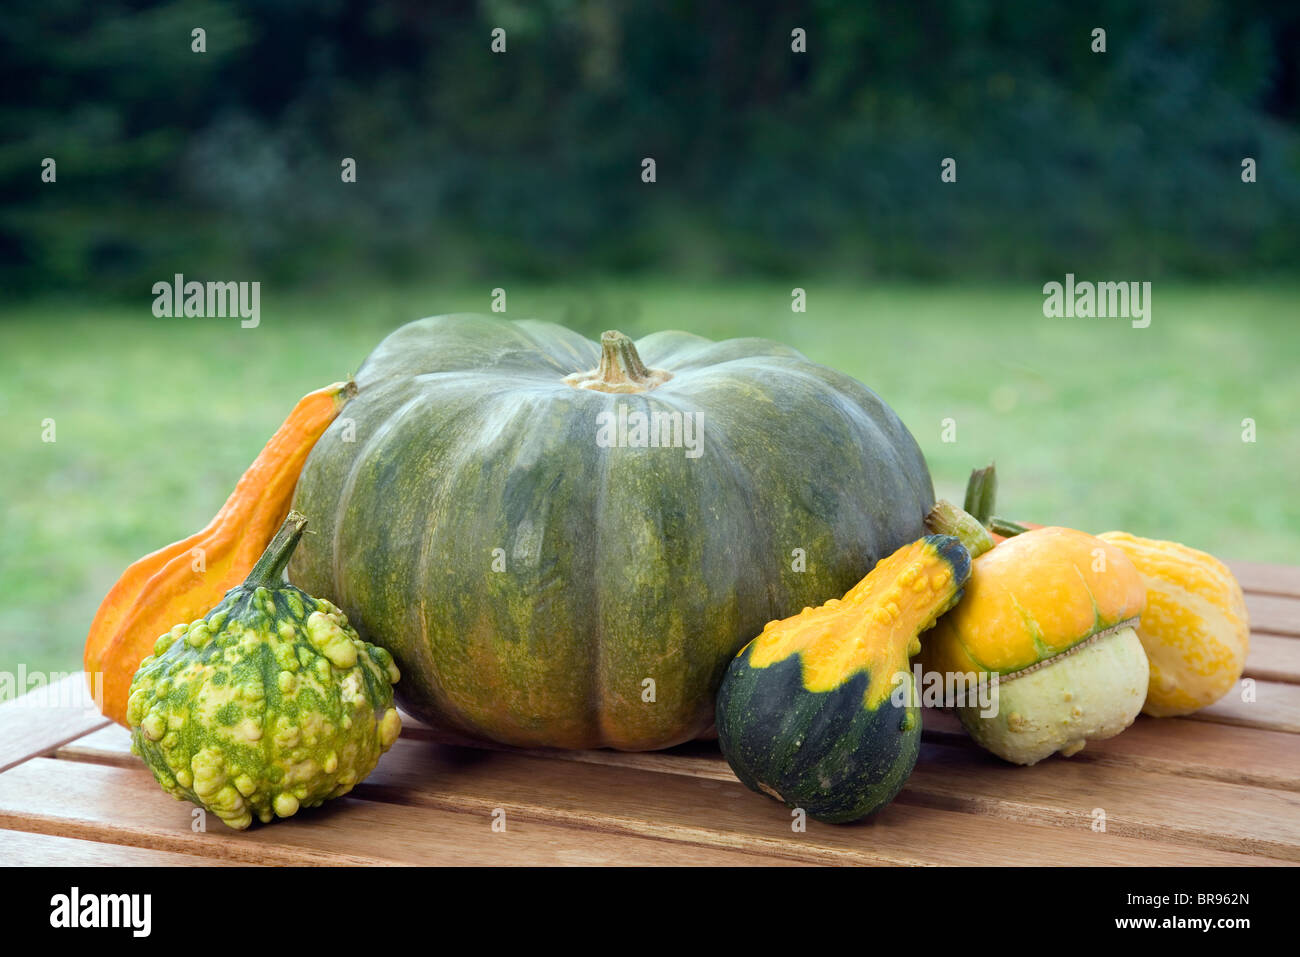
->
[3,278,1297,677]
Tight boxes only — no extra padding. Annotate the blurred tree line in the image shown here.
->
[2,0,1298,294]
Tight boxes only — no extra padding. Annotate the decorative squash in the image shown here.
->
[920,516,1149,765]
[1097,532,1249,717]
[86,380,355,725]
[128,512,402,830]
[715,535,971,823]
[954,463,1250,718]
[288,315,935,750]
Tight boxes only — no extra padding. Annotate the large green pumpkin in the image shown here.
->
[288,315,933,750]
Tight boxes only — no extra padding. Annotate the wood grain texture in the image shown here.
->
[49,726,1279,865]
[1185,678,1300,733]
[1232,561,1300,599]
[8,610,1300,871]
[921,708,1300,791]
[66,712,1300,798]
[0,828,239,866]
[0,757,789,866]
[900,741,1300,861]
[1246,633,1300,684]
[349,738,1291,865]
[1244,594,1300,637]
[0,674,108,773]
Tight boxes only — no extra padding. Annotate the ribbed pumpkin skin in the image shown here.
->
[1098,532,1249,717]
[288,315,934,750]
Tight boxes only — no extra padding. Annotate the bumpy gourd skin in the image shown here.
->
[958,625,1149,765]
[127,581,401,830]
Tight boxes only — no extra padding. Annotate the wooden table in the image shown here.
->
[3,560,1298,866]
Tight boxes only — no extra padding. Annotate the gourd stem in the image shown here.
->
[989,516,1033,538]
[925,500,994,559]
[563,331,673,393]
[963,463,998,525]
[244,511,308,589]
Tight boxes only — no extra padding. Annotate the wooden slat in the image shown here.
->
[0,757,788,866]
[1245,593,1300,637]
[1247,633,1300,684]
[1186,678,1300,733]
[0,828,240,866]
[347,739,1290,865]
[900,740,1300,860]
[399,703,1300,792]
[368,741,1298,865]
[99,706,1300,796]
[1231,561,1300,599]
[43,717,1300,868]
[921,708,1300,791]
[21,652,1300,866]
[52,726,1276,865]
[0,674,109,773]
[66,721,738,784]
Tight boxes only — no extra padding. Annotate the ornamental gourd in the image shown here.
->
[288,315,935,751]
[128,513,402,830]
[920,514,1149,765]
[1097,532,1249,717]
[85,381,355,725]
[958,463,1250,719]
[716,535,971,823]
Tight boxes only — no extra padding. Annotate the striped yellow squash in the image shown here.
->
[1098,532,1249,717]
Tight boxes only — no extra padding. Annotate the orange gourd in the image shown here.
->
[84,380,355,725]
[920,510,1150,765]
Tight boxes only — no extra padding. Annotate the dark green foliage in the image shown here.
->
[3,1,1299,294]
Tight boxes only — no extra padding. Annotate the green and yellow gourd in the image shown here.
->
[715,535,972,823]
[127,512,402,830]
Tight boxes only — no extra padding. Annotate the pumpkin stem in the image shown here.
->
[243,511,308,589]
[925,500,994,559]
[564,330,673,393]
[963,463,998,525]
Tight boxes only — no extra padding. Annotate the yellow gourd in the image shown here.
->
[1098,532,1249,717]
